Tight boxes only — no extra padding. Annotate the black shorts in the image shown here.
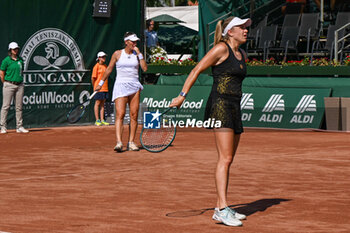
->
[204,93,243,134]
[94,92,109,100]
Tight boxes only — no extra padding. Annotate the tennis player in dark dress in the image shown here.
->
[170,16,251,227]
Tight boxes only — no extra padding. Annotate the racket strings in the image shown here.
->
[141,127,175,149]
[141,114,175,150]
[67,105,85,123]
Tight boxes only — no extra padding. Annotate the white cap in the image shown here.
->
[222,17,252,36]
[124,34,140,41]
[8,42,20,50]
[96,51,107,60]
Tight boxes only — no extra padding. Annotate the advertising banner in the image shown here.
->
[141,85,331,129]
[141,85,210,122]
[241,87,331,129]
[0,0,142,129]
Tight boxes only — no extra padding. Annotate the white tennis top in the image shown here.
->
[112,49,143,101]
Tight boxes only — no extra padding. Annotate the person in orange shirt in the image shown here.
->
[92,51,109,126]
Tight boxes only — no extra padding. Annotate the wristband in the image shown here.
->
[138,53,144,60]
[179,91,187,97]
[98,80,105,86]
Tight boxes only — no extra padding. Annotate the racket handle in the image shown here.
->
[89,91,98,100]
[162,107,177,115]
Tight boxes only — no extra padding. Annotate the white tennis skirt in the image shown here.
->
[112,80,143,101]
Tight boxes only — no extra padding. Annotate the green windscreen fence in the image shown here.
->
[0,0,142,129]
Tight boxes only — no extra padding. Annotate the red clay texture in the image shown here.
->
[0,126,349,233]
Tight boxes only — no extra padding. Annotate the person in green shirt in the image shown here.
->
[0,42,29,134]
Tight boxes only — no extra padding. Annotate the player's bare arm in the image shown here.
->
[134,46,147,72]
[95,50,121,91]
[170,43,228,108]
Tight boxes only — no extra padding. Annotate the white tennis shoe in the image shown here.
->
[127,142,139,151]
[213,207,246,220]
[0,127,7,134]
[16,127,29,133]
[114,142,123,152]
[212,207,243,227]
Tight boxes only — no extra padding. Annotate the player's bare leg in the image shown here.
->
[114,96,128,151]
[213,128,240,209]
[127,91,140,151]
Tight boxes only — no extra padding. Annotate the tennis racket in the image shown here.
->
[140,107,177,153]
[67,91,97,124]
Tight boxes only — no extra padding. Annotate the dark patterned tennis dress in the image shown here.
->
[204,42,246,134]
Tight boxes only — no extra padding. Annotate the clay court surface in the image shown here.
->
[0,125,349,233]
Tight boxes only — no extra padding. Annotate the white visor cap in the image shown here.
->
[96,51,107,60]
[8,42,20,50]
[124,34,140,41]
[222,17,252,36]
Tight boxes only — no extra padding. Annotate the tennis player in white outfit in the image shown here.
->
[95,32,147,152]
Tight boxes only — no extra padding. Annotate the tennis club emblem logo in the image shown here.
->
[293,95,317,113]
[143,111,161,129]
[20,28,88,86]
[33,42,70,70]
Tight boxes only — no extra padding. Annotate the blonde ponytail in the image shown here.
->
[214,20,224,46]
[214,16,235,46]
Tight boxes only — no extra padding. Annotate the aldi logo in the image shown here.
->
[290,95,317,124]
[262,94,285,112]
[259,94,285,123]
[293,95,317,113]
[241,93,254,110]
[241,93,254,122]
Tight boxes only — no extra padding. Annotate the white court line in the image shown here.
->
[0,231,13,233]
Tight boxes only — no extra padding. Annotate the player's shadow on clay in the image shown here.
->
[165,198,291,218]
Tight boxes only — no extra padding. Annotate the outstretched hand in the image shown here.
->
[169,96,185,108]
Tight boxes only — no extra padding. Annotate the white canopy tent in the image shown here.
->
[145,6,198,58]
[145,6,198,31]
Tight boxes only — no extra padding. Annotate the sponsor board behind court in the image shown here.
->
[141,85,331,129]
[1,28,93,129]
